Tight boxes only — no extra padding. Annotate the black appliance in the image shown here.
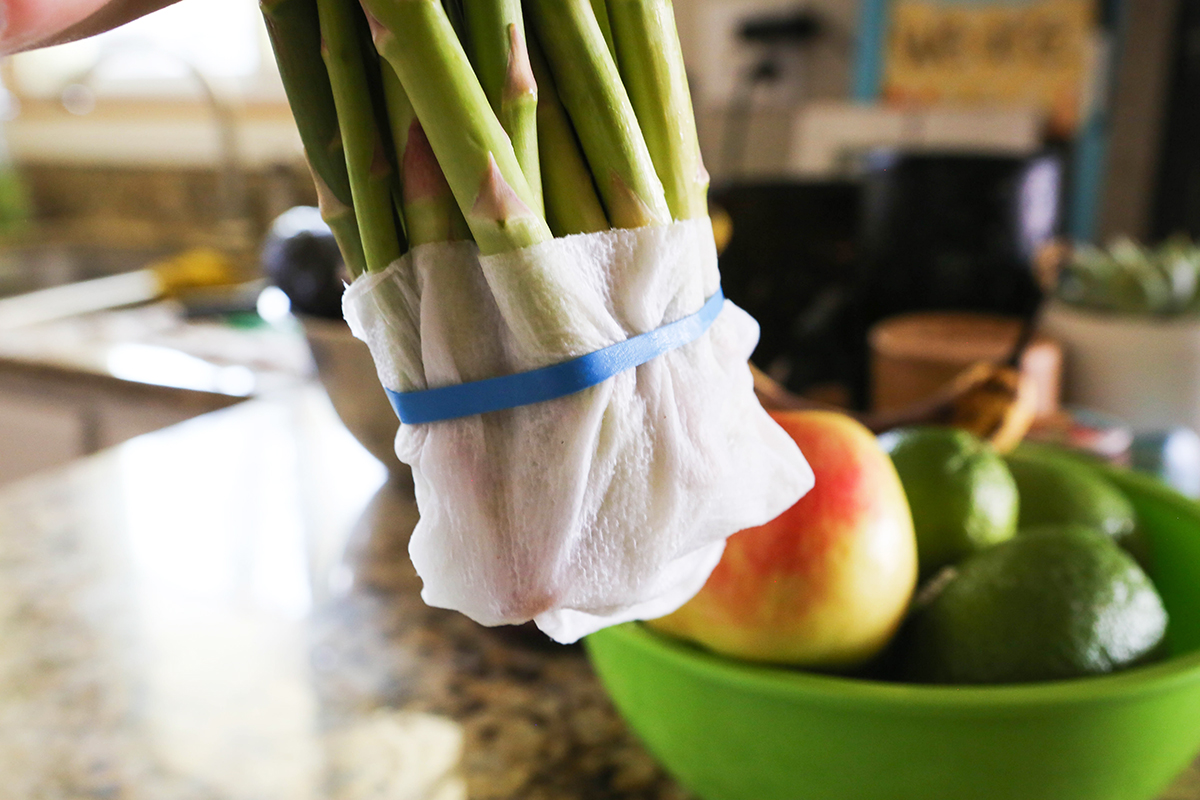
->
[857,151,1061,327]
[712,180,862,398]
[1153,0,1200,241]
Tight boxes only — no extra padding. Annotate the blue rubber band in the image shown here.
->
[387,288,725,425]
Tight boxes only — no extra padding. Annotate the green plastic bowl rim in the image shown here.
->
[590,460,1200,710]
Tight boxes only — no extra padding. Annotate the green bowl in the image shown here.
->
[585,465,1200,800]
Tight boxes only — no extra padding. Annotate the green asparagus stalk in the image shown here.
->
[310,165,368,274]
[380,60,470,246]
[378,61,416,190]
[591,0,618,61]
[317,0,404,273]
[261,0,367,276]
[464,1,543,215]
[607,0,708,221]
[528,34,609,237]
[442,0,467,43]
[525,0,671,229]
[363,0,552,256]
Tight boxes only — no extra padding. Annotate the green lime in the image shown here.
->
[900,524,1168,684]
[1005,445,1137,545]
[881,426,1019,578]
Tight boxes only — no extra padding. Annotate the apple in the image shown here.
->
[647,410,918,668]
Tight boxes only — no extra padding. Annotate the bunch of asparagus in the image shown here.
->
[261,0,707,280]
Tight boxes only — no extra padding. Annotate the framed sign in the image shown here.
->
[866,0,1097,137]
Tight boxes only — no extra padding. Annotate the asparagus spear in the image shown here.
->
[591,0,618,61]
[525,0,671,229]
[261,0,368,276]
[363,0,551,256]
[380,61,470,246]
[317,0,404,273]
[528,34,609,237]
[607,0,708,221]
[464,1,543,214]
[310,166,368,276]
[442,0,467,43]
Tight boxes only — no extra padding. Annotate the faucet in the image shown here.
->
[58,44,253,252]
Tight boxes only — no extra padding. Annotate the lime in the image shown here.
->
[900,525,1168,684]
[1005,445,1137,545]
[881,426,1019,577]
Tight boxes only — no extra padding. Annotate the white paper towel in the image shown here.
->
[344,219,813,643]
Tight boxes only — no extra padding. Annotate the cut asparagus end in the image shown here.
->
[607,0,708,221]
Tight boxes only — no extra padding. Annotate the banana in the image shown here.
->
[752,360,1037,453]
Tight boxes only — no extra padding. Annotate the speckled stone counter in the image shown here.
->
[0,386,683,800]
[0,386,1196,800]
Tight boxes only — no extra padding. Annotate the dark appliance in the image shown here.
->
[857,151,1061,323]
[712,180,862,399]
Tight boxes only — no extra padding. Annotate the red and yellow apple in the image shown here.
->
[647,410,917,668]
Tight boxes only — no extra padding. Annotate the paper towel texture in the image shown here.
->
[344,219,813,642]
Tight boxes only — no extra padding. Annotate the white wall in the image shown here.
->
[672,0,862,181]
[4,1,860,179]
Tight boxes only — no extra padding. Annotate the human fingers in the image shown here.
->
[1,0,181,55]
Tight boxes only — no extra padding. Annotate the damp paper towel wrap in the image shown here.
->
[344,217,814,643]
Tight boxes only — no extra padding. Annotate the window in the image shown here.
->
[8,0,283,102]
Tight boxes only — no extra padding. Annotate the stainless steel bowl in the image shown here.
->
[301,315,412,484]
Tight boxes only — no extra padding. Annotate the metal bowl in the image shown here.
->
[301,315,411,484]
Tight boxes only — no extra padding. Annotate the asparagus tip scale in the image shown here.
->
[362,4,392,48]
[505,24,537,102]
[608,169,666,229]
[359,3,386,41]
[403,121,451,204]
[371,135,393,180]
[472,154,537,225]
[327,128,345,159]
[403,118,470,247]
[309,160,367,277]
[311,164,348,215]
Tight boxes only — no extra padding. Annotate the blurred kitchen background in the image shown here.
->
[0,0,1197,491]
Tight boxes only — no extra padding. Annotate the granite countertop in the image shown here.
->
[0,385,684,800]
[0,385,1197,800]
[0,299,312,398]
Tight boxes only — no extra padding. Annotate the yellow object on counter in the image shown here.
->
[0,248,243,330]
[151,248,245,297]
[710,205,733,255]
